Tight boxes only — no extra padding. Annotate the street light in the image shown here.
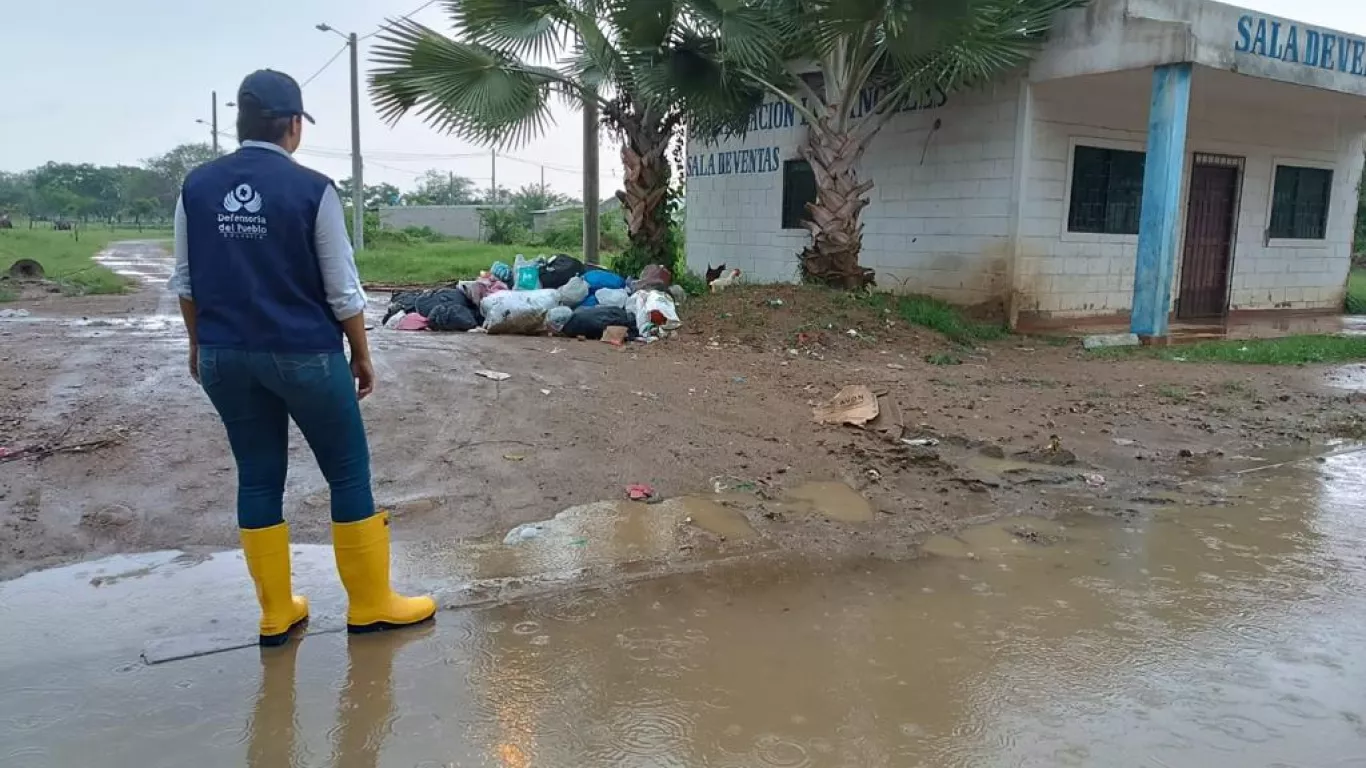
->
[317,22,365,251]
[196,94,237,154]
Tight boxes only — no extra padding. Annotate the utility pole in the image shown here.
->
[491,149,498,204]
[583,100,600,264]
[540,165,546,194]
[347,32,364,251]
[448,171,455,204]
[211,91,219,155]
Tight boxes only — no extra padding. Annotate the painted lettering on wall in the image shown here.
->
[686,147,783,177]
[725,84,950,137]
[1235,14,1366,76]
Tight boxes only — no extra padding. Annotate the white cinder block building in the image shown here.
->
[684,0,1366,335]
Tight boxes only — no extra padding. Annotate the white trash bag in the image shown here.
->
[480,289,560,334]
[594,287,630,308]
[627,289,681,336]
[557,275,590,307]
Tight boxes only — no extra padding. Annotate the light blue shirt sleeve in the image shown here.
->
[167,196,192,299]
[315,184,367,321]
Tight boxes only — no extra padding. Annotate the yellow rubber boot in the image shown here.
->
[240,523,310,647]
[332,512,436,633]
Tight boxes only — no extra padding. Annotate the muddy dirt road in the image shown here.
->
[2,447,1364,766]
[2,241,1365,580]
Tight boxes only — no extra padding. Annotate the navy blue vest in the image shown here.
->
[182,146,342,353]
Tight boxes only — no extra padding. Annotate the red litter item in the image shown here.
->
[395,312,430,331]
[625,483,656,501]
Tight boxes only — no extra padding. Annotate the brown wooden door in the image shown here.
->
[1178,162,1240,319]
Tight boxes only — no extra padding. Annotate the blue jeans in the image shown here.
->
[199,349,375,529]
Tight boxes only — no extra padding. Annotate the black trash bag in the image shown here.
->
[539,253,585,290]
[383,291,422,324]
[560,306,636,339]
[414,287,473,318]
[427,300,479,332]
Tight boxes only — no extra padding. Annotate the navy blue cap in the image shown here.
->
[237,70,315,124]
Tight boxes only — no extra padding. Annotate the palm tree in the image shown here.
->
[717,0,1086,288]
[369,0,769,271]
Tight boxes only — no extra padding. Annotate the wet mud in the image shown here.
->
[3,450,1366,766]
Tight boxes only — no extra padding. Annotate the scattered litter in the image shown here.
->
[1084,473,1107,487]
[600,325,629,347]
[0,309,32,319]
[395,312,429,331]
[502,523,543,544]
[732,376,747,384]
[766,298,785,307]
[540,389,551,396]
[1112,438,1138,447]
[1082,333,1139,350]
[846,329,860,337]
[812,385,879,426]
[625,483,657,502]
[502,453,526,462]
[475,370,511,381]
[901,438,939,447]
[886,363,905,370]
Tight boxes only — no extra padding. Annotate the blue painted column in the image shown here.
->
[1130,63,1192,339]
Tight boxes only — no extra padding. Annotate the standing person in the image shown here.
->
[169,70,435,647]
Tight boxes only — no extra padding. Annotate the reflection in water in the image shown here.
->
[329,630,430,768]
[2,453,1366,766]
[247,645,300,768]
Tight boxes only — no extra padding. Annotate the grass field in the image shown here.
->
[1346,269,1366,314]
[0,226,168,299]
[354,238,607,285]
[1091,334,1366,365]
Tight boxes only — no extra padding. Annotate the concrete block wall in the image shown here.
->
[378,205,491,240]
[685,82,1020,305]
[1019,65,1363,318]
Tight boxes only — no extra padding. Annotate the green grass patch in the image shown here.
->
[355,238,611,286]
[0,227,153,296]
[1092,334,1366,365]
[860,293,1008,344]
[1346,269,1366,314]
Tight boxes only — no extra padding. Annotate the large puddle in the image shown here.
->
[3,454,1366,766]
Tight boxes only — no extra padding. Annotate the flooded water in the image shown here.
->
[3,455,1366,767]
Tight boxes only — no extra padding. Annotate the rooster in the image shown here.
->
[705,263,727,284]
[709,268,742,293]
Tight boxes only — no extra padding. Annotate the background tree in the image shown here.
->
[143,143,221,212]
[369,0,769,274]
[720,0,1084,287]
[339,177,406,208]
[405,169,480,206]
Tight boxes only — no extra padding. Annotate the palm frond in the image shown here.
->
[447,0,571,61]
[369,18,566,147]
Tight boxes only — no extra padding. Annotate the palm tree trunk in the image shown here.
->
[615,111,674,268]
[800,111,876,289]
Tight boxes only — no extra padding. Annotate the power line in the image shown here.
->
[300,42,350,88]
[360,0,442,40]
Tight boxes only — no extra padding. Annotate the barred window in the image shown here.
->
[782,159,817,230]
[1067,145,1146,235]
[1268,165,1331,240]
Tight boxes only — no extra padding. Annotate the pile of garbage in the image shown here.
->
[382,254,685,343]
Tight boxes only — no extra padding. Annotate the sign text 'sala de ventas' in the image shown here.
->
[1235,14,1366,75]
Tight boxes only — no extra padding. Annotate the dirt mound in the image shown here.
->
[682,285,956,356]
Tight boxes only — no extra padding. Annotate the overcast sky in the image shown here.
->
[2,0,1362,198]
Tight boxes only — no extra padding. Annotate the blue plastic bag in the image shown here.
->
[581,269,627,292]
